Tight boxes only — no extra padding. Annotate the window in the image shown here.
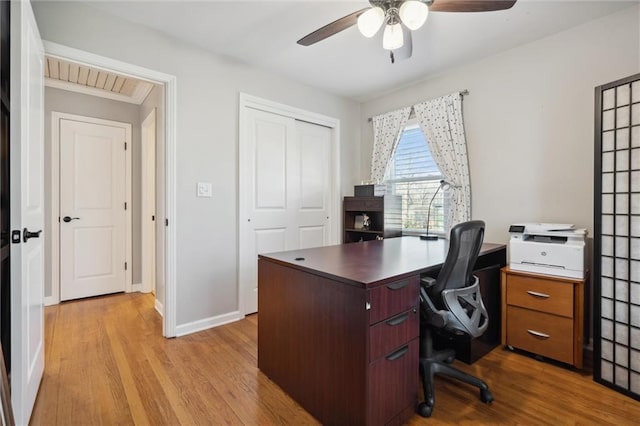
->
[383,120,447,235]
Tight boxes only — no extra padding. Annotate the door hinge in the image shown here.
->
[124,141,127,150]
[165,218,169,227]
[152,215,155,221]
[124,262,128,271]
[124,202,127,210]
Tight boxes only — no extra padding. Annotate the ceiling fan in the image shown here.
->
[297,0,517,63]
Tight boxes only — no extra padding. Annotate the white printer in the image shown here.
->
[509,223,587,279]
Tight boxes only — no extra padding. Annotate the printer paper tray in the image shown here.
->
[510,240,584,279]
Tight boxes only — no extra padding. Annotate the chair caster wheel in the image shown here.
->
[416,402,433,417]
[480,389,494,404]
[445,355,455,364]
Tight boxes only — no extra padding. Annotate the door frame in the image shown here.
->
[52,112,132,299]
[43,41,178,338]
[141,108,156,294]
[238,93,341,315]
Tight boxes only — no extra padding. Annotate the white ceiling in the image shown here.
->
[86,0,637,102]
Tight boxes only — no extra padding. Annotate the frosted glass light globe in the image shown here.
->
[399,1,429,31]
[357,7,385,38]
[383,23,404,50]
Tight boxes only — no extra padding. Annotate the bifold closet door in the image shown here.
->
[240,108,333,314]
[594,73,640,401]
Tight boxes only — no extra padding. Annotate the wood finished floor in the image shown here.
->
[30,292,640,425]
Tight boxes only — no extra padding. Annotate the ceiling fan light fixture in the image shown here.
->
[399,0,429,31]
[357,6,385,38]
[383,22,404,50]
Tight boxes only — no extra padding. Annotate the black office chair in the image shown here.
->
[416,220,493,418]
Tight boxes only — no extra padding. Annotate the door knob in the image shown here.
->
[23,228,42,243]
[62,216,80,223]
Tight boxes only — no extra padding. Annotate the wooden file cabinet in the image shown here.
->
[501,267,584,368]
[258,260,419,425]
[366,277,420,425]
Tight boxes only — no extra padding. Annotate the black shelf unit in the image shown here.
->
[343,195,402,243]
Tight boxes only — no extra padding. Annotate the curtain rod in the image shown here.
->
[367,90,469,123]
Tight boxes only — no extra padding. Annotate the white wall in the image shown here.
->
[33,2,361,327]
[361,6,640,245]
[44,87,142,298]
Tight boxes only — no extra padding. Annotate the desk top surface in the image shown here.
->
[259,236,505,287]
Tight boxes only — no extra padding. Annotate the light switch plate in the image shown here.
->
[197,182,213,198]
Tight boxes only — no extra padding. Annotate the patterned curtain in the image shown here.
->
[370,107,411,183]
[413,93,471,232]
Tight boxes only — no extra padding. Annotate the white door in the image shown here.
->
[9,1,45,424]
[294,120,332,249]
[59,118,129,301]
[240,108,332,314]
[141,109,156,294]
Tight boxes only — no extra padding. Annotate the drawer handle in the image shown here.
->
[527,329,550,339]
[386,345,409,361]
[386,280,409,291]
[526,290,550,299]
[386,312,409,326]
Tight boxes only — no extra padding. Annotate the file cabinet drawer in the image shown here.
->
[506,274,574,317]
[368,338,419,425]
[369,309,419,362]
[506,306,574,364]
[368,276,419,325]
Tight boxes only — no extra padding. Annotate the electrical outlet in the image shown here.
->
[197,182,213,198]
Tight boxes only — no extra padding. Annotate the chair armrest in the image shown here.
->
[419,285,447,329]
[441,277,488,338]
[421,276,437,288]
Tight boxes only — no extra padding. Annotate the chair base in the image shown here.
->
[417,328,493,417]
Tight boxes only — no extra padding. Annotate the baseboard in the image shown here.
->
[131,282,143,292]
[44,295,58,306]
[175,311,244,337]
[154,298,164,317]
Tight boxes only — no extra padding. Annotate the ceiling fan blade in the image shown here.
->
[429,0,517,13]
[391,27,412,63]
[297,8,370,46]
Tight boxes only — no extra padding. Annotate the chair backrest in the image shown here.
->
[429,220,485,304]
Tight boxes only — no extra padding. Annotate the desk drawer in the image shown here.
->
[506,306,573,364]
[369,277,419,325]
[369,309,419,362]
[506,274,574,317]
[369,338,418,425]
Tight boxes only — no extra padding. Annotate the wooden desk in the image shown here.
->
[258,237,506,425]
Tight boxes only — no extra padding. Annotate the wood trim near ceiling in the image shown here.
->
[44,77,153,105]
[44,56,154,105]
